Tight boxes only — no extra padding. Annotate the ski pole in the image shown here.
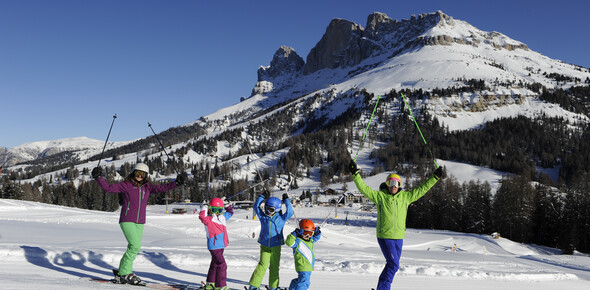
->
[148,122,180,175]
[400,93,439,168]
[320,195,345,227]
[226,178,269,200]
[97,114,117,167]
[206,155,214,201]
[354,95,381,162]
[285,174,299,226]
[245,138,266,191]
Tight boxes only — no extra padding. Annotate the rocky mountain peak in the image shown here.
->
[303,11,453,75]
[303,18,373,74]
[250,46,304,97]
[257,46,304,81]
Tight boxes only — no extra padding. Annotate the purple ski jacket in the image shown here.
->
[96,177,177,224]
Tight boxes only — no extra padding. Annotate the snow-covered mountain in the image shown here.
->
[0,137,129,167]
[205,11,589,129]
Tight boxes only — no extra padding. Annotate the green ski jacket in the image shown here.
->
[353,174,439,239]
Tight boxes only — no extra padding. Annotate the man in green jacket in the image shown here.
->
[349,160,444,290]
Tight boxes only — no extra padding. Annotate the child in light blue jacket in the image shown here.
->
[248,193,293,290]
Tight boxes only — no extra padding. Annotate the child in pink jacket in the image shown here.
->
[199,198,233,290]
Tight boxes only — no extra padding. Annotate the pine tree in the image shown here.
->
[462,180,492,234]
[532,184,563,248]
[492,175,535,243]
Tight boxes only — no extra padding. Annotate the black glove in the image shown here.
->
[349,160,359,176]
[282,193,289,202]
[262,189,271,199]
[91,167,102,179]
[433,167,444,179]
[176,172,188,185]
[314,226,321,235]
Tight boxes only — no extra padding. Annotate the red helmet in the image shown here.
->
[299,219,315,239]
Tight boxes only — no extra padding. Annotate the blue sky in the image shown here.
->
[1,0,589,148]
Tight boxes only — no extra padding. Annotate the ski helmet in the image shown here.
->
[386,173,402,188]
[209,198,224,207]
[208,198,224,215]
[134,163,149,173]
[299,219,315,231]
[299,219,315,239]
[264,197,281,215]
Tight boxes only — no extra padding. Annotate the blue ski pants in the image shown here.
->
[376,238,403,290]
[289,271,311,290]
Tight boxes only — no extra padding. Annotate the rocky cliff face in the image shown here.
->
[303,11,529,75]
[303,18,369,74]
[304,11,451,74]
[257,46,304,80]
[250,10,531,98]
[251,46,304,96]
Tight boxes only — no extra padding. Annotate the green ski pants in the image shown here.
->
[118,222,144,276]
[248,245,282,288]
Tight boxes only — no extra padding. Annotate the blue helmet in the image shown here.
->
[265,197,282,215]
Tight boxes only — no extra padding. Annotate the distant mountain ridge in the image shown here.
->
[0,137,127,167]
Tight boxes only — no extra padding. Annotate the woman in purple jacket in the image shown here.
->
[92,163,186,285]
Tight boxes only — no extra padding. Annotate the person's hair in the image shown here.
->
[125,171,150,186]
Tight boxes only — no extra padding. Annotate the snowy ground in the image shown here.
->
[1,199,589,290]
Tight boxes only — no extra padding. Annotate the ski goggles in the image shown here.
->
[265,206,276,215]
[386,178,401,188]
[134,171,147,178]
[210,207,223,214]
[302,230,314,240]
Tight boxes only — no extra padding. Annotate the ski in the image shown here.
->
[88,277,201,289]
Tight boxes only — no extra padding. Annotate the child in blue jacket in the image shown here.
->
[248,192,293,290]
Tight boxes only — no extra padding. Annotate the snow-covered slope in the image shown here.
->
[0,199,588,289]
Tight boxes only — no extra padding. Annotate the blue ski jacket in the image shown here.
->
[254,194,294,247]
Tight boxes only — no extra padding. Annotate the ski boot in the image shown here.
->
[203,282,215,290]
[112,269,146,286]
[247,285,260,290]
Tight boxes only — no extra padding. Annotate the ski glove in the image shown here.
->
[293,228,304,236]
[314,226,321,235]
[434,167,445,179]
[349,160,359,176]
[282,193,289,202]
[262,189,271,199]
[176,172,188,186]
[91,167,102,179]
